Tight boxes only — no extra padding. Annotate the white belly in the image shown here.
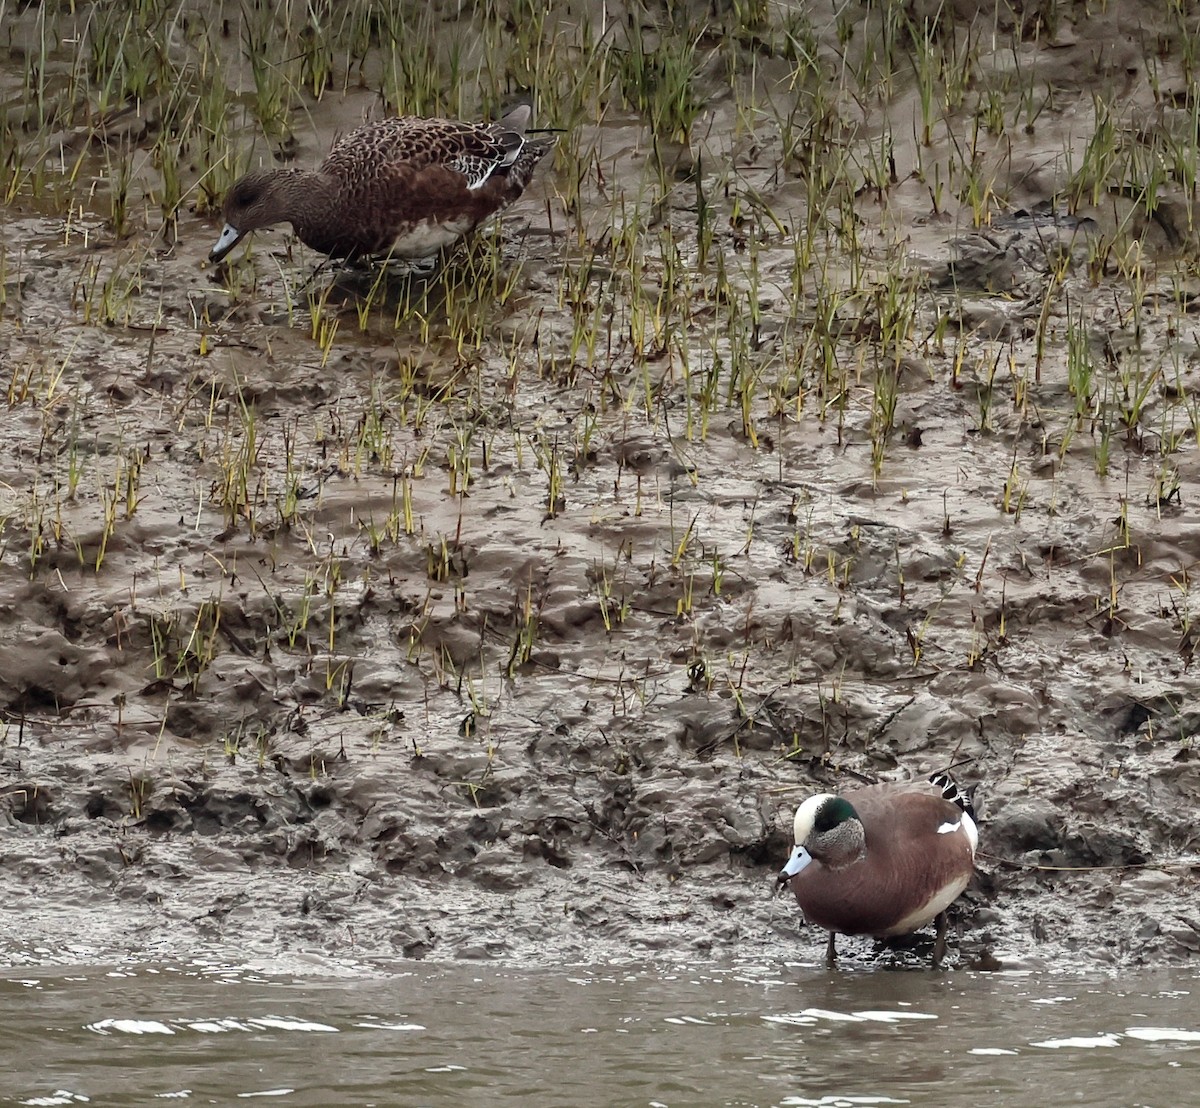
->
[884,872,972,935]
[392,217,475,258]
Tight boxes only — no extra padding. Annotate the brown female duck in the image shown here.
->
[209,104,553,264]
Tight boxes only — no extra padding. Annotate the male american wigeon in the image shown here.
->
[778,772,978,966]
[209,104,554,265]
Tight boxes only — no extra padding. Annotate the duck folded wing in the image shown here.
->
[323,117,522,189]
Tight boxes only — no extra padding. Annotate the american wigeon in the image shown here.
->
[209,104,554,265]
[778,772,978,966]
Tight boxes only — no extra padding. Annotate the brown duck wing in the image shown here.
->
[322,117,518,189]
[846,781,943,826]
[294,113,548,258]
[848,783,973,856]
[855,785,974,928]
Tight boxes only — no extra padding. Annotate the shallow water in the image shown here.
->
[2,958,1195,1107]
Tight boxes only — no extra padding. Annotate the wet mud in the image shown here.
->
[1,1,1199,971]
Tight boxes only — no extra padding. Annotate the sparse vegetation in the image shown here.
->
[1,0,1199,966]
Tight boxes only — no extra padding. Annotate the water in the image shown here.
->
[2,958,1195,1106]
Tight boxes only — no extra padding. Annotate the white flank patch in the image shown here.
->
[937,812,979,851]
[968,1047,1019,1056]
[890,869,971,932]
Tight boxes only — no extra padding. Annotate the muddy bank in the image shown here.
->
[2,0,1199,971]
[5,672,1198,969]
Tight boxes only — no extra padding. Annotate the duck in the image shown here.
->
[209,103,554,265]
[778,772,978,967]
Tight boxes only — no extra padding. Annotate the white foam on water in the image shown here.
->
[183,1019,254,1033]
[779,1096,910,1106]
[852,1011,938,1023]
[762,1013,820,1026]
[351,1021,425,1031]
[1031,1034,1121,1049]
[245,1016,337,1033]
[86,1019,174,1035]
[1124,1026,1200,1042]
[799,1008,869,1022]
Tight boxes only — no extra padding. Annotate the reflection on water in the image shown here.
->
[1,955,1195,1107]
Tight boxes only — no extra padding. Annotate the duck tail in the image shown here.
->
[498,102,533,134]
[495,126,556,202]
[928,770,978,821]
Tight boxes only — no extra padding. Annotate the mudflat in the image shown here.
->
[1,0,1197,970]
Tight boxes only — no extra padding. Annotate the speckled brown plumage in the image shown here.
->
[210,105,554,264]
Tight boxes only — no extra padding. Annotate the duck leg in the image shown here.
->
[932,911,948,968]
[825,931,837,967]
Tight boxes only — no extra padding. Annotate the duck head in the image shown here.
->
[210,171,286,263]
[778,793,866,884]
